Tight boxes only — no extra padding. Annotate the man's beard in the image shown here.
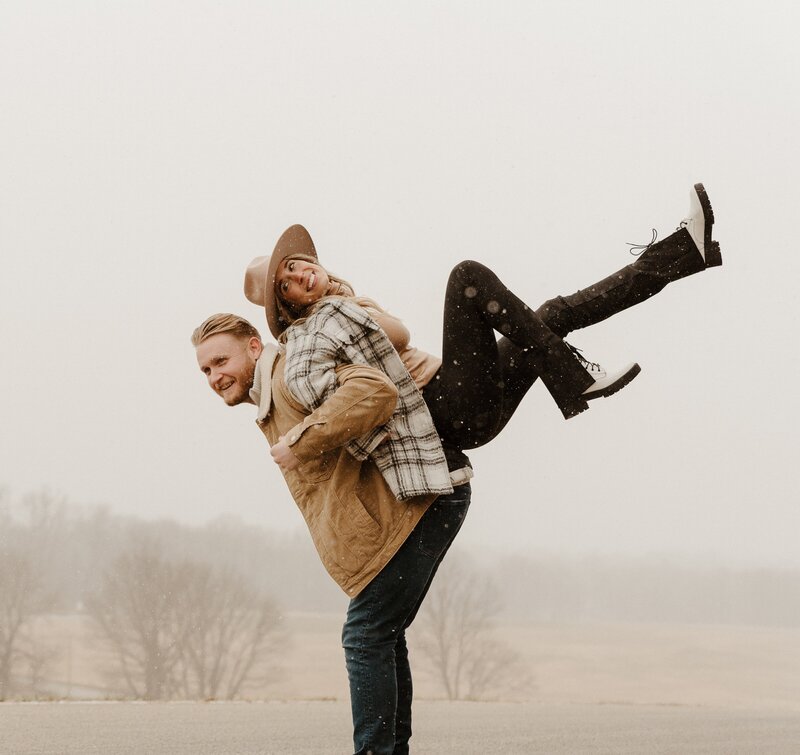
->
[223,362,256,406]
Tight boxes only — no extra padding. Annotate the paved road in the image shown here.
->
[2,700,800,754]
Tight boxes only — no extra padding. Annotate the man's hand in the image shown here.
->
[270,436,301,471]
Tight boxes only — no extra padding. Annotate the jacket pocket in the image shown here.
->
[296,449,337,483]
[314,489,382,577]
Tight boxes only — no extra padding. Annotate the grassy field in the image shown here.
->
[26,613,800,711]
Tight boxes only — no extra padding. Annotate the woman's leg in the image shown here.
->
[423,260,599,443]
[489,337,545,441]
[537,185,722,337]
[430,223,715,448]
[536,228,704,336]
[424,335,545,449]
[424,184,722,449]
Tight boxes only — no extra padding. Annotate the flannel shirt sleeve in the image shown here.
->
[283,329,340,412]
[283,308,392,456]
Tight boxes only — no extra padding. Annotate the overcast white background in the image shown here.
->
[1,1,797,568]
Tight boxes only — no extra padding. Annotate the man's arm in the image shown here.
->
[273,363,398,470]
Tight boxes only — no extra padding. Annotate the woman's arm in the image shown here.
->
[365,308,411,352]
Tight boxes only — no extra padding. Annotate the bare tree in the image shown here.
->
[19,630,61,698]
[85,544,188,699]
[10,490,72,610]
[86,542,283,700]
[175,564,282,699]
[413,555,532,701]
[0,549,50,699]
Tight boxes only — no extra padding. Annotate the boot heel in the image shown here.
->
[705,240,723,267]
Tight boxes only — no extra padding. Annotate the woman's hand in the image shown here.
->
[270,436,301,471]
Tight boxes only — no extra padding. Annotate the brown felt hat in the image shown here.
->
[244,224,318,339]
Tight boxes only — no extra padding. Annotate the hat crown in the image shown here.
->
[244,256,269,306]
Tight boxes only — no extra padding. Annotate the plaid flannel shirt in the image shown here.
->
[283,299,453,501]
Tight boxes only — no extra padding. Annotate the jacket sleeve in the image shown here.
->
[283,363,399,462]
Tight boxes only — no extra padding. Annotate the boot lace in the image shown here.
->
[626,228,658,256]
[567,343,602,374]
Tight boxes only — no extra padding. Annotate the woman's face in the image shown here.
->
[275,257,331,309]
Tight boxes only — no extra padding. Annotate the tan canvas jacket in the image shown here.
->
[253,350,435,597]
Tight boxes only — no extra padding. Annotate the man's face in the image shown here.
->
[196,333,263,406]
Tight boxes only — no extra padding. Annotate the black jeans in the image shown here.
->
[422,228,705,446]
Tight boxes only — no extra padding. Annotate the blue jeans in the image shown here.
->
[342,484,471,755]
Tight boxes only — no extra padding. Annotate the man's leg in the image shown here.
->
[392,632,413,755]
[342,485,471,755]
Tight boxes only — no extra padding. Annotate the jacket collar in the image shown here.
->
[335,299,380,331]
[307,298,380,333]
[249,343,280,421]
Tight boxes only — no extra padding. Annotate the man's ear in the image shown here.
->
[247,336,264,359]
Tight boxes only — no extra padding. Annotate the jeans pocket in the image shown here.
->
[417,486,471,560]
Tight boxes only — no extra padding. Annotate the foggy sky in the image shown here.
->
[1,0,798,568]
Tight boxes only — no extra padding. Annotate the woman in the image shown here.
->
[245,183,721,471]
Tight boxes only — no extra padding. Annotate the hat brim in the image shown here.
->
[264,224,318,339]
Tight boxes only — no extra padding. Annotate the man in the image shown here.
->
[193,313,471,755]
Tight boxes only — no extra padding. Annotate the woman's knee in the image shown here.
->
[450,259,490,282]
[447,260,503,300]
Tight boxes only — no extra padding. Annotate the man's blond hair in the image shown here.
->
[191,313,262,347]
